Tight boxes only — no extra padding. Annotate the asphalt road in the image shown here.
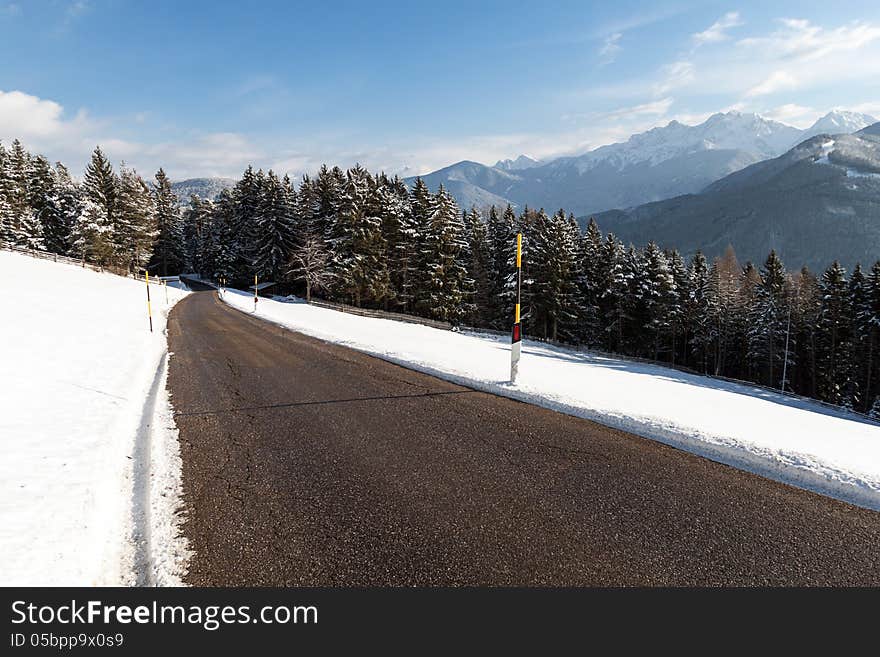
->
[167,289,880,585]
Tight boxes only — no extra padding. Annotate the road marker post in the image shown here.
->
[164,279,168,306]
[145,270,153,333]
[254,274,258,312]
[510,232,522,383]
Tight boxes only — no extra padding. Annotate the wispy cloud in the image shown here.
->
[693,11,743,46]
[739,19,880,99]
[653,60,695,95]
[1,3,21,16]
[598,33,623,65]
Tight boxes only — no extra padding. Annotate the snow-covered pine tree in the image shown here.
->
[114,165,155,272]
[229,166,261,282]
[81,147,117,256]
[848,264,869,410]
[418,185,469,323]
[815,261,852,405]
[0,141,12,242]
[25,154,58,251]
[408,177,437,313]
[528,209,581,341]
[287,174,328,300]
[295,174,320,232]
[3,139,38,247]
[149,168,185,276]
[787,266,820,398]
[252,170,295,284]
[485,204,518,329]
[682,251,709,371]
[598,233,629,353]
[667,249,688,366]
[202,189,237,282]
[861,261,880,410]
[315,165,346,245]
[380,176,418,312]
[462,207,490,326]
[637,242,676,360]
[182,195,213,276]
[49,162,81,255]
[70,198,110,264]
[330,165,388,307]
[575,218,603,345]
[702,248,743,376]
[747,250,788,387]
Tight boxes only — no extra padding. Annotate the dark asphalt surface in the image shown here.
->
[167,289,880,585]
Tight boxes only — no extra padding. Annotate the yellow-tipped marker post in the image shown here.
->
[145,270,153,333]
[510,232,522,383]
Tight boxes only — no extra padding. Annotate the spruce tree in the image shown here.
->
[82,147,117,239]
[463,207,491,326]
[418,185,469,322]
[816,261,853,405]
[330,165,389,307]
[529,209,581,341]
[747,250,788,387]
[485,205,518,328]
[252,170,295,283]
[380,177,418,311]
[576,218,603,345]
[149,168,185,276]
[114,165,155,271]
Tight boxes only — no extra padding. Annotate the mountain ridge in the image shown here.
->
[592,125,880,271]
[406,109,877,214]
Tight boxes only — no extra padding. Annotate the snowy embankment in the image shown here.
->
[223,289,880,511]
[0,251,190,586]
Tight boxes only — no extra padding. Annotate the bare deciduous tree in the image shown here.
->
[287,232,332,302]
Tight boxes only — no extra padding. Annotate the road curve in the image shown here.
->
[167,289,880,585]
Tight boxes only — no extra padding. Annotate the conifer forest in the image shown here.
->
[3,139,880,415]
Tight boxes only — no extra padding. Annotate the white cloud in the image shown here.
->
[0,90,79,138]
[745,70,798,98]
[653,60,695,95]
[740,18,880,60]
[598,33,622,64]
[760,103,820,128]
[693,11,743,45]
[0,88,264,180]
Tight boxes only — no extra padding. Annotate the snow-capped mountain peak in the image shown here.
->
[494,154,541,171]
[802,110,878,139]
[566,111,802,173]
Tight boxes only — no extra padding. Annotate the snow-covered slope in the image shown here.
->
[0,251,190,586]
[223,289,880,512]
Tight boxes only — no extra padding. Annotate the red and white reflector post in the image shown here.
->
[510,232,522,383]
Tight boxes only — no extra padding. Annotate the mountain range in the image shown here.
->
[170,177,236,205]
[406,110,876,216]
[594,124,880,271]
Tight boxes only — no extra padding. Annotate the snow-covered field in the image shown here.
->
[0,251,190,586]
[224,289,880,511]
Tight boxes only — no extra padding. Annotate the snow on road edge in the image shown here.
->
[221,289,880,512]
[0,251,191,586]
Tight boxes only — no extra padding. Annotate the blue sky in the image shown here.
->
[2,0,880,180]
